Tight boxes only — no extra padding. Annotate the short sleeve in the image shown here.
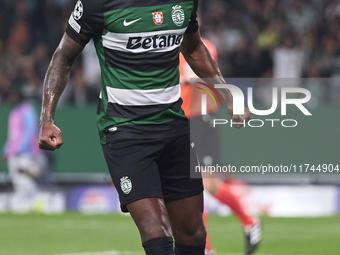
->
[185,0,199,34]
[66,0,104,45]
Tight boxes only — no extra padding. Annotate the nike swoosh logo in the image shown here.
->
[123,18,142,26]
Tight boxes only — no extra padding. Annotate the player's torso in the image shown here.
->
[91,0,196,143]
[98,0,195,75]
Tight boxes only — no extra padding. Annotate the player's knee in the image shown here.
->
[127,198,173,242]
[144,225,172,240]
[140,218,172,241]
[181,222,207,245]
[193,224,207,244]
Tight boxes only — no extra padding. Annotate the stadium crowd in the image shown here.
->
[1,0,340,105]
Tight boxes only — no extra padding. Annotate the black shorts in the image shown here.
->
[102,134,203,212]
[190,114,220,166]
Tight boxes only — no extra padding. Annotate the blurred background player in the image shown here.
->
[179,37,261,255]
[2,88,44,212]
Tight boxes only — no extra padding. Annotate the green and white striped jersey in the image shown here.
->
[66,0,198,144]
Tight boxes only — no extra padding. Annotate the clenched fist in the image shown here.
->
[38,122,63,151]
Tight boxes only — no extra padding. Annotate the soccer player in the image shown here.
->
[180,37,261,255]
[3,89,44,212]
[38,1,251,254]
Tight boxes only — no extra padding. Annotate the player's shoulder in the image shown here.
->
[192,0,199,9]
[70,0,104,18]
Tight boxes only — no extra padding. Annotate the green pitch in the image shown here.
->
[0,213,339,255]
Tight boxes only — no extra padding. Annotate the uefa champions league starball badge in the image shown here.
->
[73,0,83,20]
[120,176,132,194]
[171,5,185,26]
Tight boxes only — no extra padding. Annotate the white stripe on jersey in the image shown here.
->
[106,84,181,106]
[102,28,187,53]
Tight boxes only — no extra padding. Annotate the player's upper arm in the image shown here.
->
[53,33,86,68]
[181,31,202,58]
[66,0,104,45]
[181,0,201,57]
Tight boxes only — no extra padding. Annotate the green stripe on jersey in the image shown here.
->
[103,1,193,34]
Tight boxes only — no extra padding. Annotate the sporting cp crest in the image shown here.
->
[171,5,185,26]
[120,176,132,194]
[152,12,163,25]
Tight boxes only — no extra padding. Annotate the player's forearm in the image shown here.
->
[40,33,84,126]
[40,50,70,125]
[181,35,233,104]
